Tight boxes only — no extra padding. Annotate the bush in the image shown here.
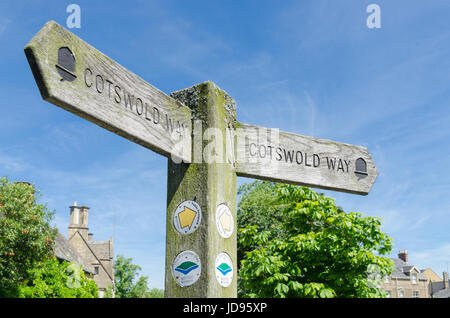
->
[0,178,56,296]
[238,181,394,298]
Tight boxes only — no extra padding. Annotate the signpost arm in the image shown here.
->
[165,81,237,297]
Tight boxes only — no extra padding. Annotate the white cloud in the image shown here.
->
[411,244,450,276]
[0,151,29,173]
[148,18,230,80]
[0,17,10,37]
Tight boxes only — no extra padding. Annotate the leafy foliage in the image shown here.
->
[0,177,98,298]
[237,181,394,298]
[17,257,98,298]
[144,288,164,298]
[113,254,153,298]
[0,178,56,296]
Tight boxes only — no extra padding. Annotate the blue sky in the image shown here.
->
[1,0,450,289]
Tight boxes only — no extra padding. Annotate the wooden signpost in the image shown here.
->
[24,21,191,163]
[235,123,377,195]
[25,21,378,298]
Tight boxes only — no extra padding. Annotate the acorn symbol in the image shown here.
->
[355,158,368,180]
[55,47,76,82]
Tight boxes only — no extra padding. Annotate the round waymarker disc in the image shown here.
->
[172,250,201,287]
[215,203,234,239]
[215,252,233,287]
[173,200,202,235]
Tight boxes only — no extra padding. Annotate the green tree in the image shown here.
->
[237,181,394,298]
[113,254,150,298]
[144,288,164,298]
[17,257,98,298]
[0,178,56,297]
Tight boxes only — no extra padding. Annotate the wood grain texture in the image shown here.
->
[235,122,378,195]
[24,20,191,162]
[166,82,237,298]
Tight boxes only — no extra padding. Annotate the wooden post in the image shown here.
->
[165,81,237,297]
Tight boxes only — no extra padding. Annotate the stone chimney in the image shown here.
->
[68,201,79,237]
[398,250,408,263]
[444,272,449,289]
[79,206,89,229]
[88,233,94,242]
[68,201,90,240]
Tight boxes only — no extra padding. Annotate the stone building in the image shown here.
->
[427,271,450,298]
[54,231,95,276]
[421,267,442,283]
[380,250,429,298]
[65,202,114,297]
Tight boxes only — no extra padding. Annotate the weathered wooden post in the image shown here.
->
[165,82,237,297]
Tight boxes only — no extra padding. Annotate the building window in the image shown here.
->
[384,276,389,283]
[398,289,404,298]
[94,266,99,275]
[413,291,419,298]
[412,273,417,284]
[386,291,391,298]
